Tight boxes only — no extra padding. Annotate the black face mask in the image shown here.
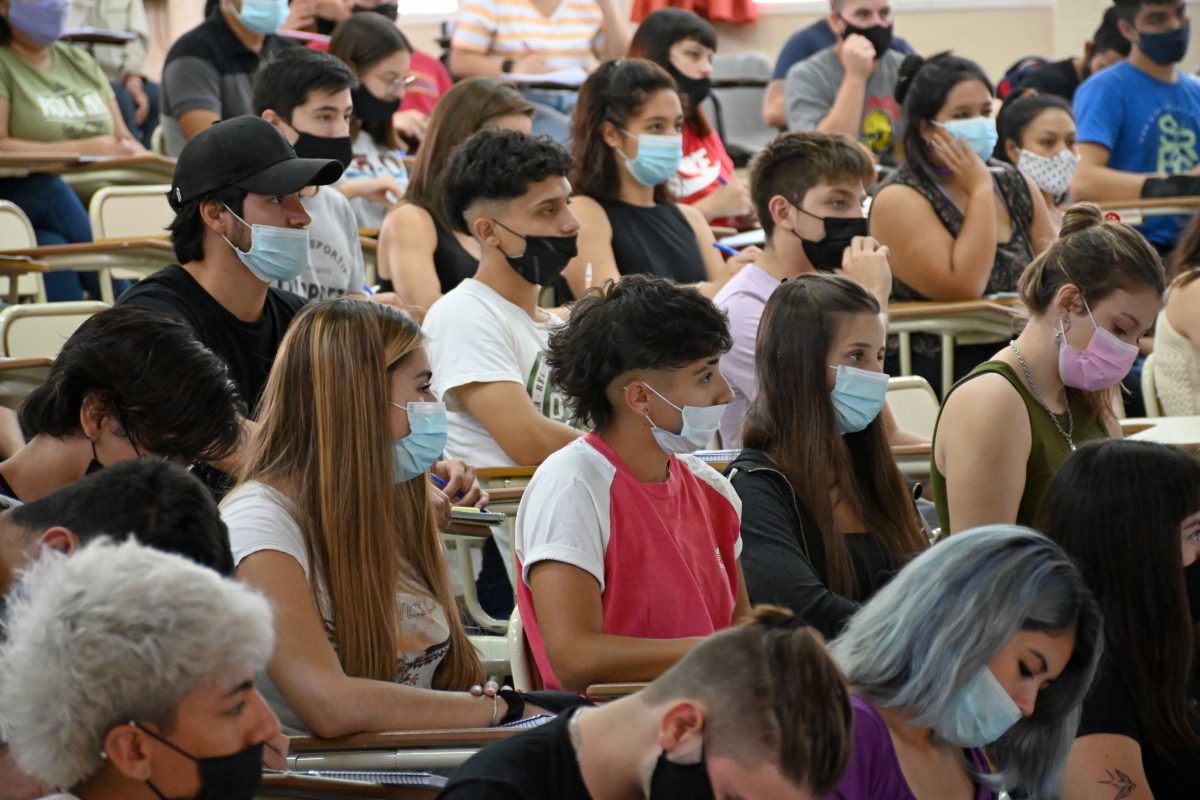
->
[791,204,869,271]
[292,131,354,170]
[667,66,712,114]
[840,18,894,59]
[136,722,264,800]
[648,748,716,800]
[352,86,401,125]
[492,219,578,286]
[353,2,398,20]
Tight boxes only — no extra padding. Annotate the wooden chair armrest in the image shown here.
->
[289,727,515,753]
[0,357,54,371]
[891,443,933,458]
[585,682,646,699]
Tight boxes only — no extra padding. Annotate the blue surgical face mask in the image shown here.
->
[938,666,1023,748]
[935,117,998,163]
[7,0,68,47]
[1137,21,1191,65]
[391,401,447,483]
[827,364,888,434]
[222,205,310,284]
[641,382,726,455]
[234,0,288,35]
[619,130,684,187]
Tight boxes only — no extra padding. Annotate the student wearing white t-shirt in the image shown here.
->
[516,274,752,693]
[424,129,583,468]
[223,299,543,738]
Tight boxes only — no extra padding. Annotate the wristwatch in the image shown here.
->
[501,58,515,73]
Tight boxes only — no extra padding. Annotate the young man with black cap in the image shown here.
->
[423,129,583,469]
[783,0,904,166]
[117,114,342,414]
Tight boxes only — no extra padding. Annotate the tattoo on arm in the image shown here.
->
[1099,769,1136,800]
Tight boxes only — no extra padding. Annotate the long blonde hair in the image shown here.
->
[239,299,481,687]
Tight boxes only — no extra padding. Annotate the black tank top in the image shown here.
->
[597,199,707,284]
[433,221,479,293]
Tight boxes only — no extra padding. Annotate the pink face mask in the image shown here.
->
[1057,301,1139,391]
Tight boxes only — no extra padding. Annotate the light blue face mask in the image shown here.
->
[935,116,998,163]
[938,666,1023,748]
[641,381,726,455]
[235,0,288,34]
[391,401,448,483]
[619,130,684,187]
[827,364,888,434]
[222,205,310,284]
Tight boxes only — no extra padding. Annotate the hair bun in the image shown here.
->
[1059,202,1106,237]
[894,54,926,106]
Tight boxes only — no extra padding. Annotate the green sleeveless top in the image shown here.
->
[931,360,1108,533]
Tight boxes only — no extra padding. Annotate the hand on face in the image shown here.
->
[838,33,878,79]
[928,125,992,193]
[837,236,892,300]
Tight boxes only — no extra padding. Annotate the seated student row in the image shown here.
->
[0,147,1195,800]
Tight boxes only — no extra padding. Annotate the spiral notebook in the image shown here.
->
[291,770,448,787]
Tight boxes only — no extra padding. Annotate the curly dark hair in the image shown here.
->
[547,273,732,431]
[442,129,573,235]
[19,306,243,464]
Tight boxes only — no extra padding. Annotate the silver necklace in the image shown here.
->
[1009,341,1075,451]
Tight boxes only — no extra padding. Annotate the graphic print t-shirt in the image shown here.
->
[670,121,735,206]
[424,278,576,466]
[0,43,114,142]
[1074,61,1200,245]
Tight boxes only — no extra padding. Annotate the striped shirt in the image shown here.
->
[451,0,604,70]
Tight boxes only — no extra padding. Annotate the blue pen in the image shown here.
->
[717,175,728,186]
[712,241,739,257]
[429,472,465,500]
[361,284,376,295]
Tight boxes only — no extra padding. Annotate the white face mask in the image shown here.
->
[641,382,726,455]
[1016,148,1080,198]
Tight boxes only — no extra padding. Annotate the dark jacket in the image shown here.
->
[725,448,904,640]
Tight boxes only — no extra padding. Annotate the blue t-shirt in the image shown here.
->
[1074,61,1200,246]
[770,18,914,81]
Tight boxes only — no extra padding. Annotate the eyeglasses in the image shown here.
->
[371,73,417,96]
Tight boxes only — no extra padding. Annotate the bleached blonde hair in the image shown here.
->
[0,538,275,788]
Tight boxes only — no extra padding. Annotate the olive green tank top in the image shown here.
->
[931,360,1108,534]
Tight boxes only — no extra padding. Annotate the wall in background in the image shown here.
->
[398,0,1200,82]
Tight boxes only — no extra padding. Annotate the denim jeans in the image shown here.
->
[111,79,161,149]
[0,174,102,301]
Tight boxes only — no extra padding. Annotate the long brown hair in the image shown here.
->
[742,274,927,597]
[238,299,481,688]
[1166,208,1200,288]
[404,78,533,232]
[1017,203,1165,423]
[570,58,677,204]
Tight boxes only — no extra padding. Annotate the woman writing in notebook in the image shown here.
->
[222,299,543,738]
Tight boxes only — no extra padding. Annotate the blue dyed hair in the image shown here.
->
[832,526,1103,799]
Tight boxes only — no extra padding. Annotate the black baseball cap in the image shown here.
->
[168,116,344,210]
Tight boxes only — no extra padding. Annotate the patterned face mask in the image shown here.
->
[1017,148,1080,199]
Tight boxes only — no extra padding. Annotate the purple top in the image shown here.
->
[827,695,997,800]
[712,263,781,448]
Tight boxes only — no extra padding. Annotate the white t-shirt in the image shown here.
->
[274,188,367,301]
[341,130,409,230]
[424,278,574,467]
[221,481,450,734]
